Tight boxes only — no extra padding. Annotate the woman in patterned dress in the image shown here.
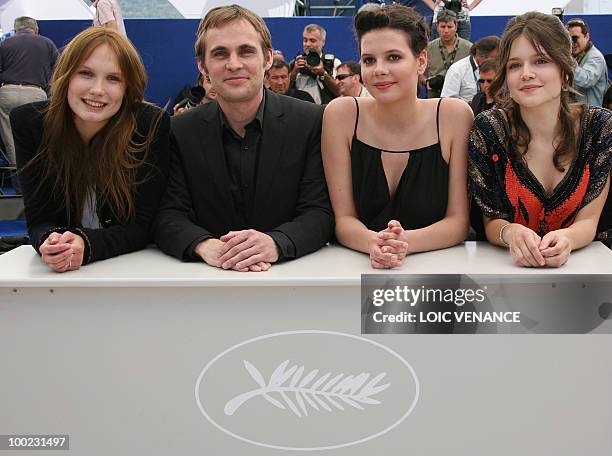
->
[469,12,612,267]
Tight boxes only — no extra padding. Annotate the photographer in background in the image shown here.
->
[441,35,499,102]
[289,24,340,104]
[335,61,371,98]
[425,9,471,98]
[173,74,217,115]
[567,18,607,107]
[432,0,483,41]
[266,60,315,103]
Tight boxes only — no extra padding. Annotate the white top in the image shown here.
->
[2,242,611,288]
[440,55,479,102]
[93,0,126,37]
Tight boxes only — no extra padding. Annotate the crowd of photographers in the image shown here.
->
[172,1,610,114]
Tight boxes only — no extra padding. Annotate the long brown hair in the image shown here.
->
[33,27,157,224]
[490,12,582,171]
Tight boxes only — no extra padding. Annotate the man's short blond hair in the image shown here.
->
[195,4,273,63]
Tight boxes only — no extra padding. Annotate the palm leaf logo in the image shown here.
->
[224,360,390,417]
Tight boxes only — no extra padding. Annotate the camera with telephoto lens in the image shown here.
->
[299,51,336,77]
[303,50,321,67]
[174,85,206,111]
[443,0,463,14]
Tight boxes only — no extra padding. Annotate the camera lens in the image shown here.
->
[305,51,321,67]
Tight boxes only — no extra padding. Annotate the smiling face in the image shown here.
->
[67,43,125,141]
[336,64,359,97]
[201,19,272,104]
[360,28,426,102]
[505,34,563,110]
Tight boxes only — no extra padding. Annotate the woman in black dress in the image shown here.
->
[322,4,472,268]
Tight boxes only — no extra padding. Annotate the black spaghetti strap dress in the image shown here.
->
[350,97,449,232]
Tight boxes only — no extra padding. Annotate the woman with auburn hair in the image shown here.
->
[322,4,472,268]
[469,12,612,267]
[12,27,170,271]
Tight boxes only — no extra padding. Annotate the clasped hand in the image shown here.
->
[368,220,409,269]
[196,229,278,272]
[508,225,571,268]
[39,231,85,273]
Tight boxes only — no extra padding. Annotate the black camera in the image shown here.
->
[299,51,336,77]
[443,0,463,14]
[303,50,321,67]
[174,85,206,111]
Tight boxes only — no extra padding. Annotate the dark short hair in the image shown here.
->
[437,10,457,24]
[472,35,500,57]
[338,60,362,81]
[477,58,496,73]
[354,4,429,55]
[270,59,290,72]
[567,18,589,35]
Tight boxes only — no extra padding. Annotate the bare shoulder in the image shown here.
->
[324,96,357,116]
[439,97,474,121]
[323,96,361,131]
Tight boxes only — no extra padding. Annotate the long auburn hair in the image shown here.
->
[489,12,582,172]
[33,27,158,224]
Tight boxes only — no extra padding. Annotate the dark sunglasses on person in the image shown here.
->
[336,73,355,81]
[478,78,493,84]
[571,35,579,43]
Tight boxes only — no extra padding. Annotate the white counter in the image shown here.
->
[1,242,611,455]
[2,241,612,287]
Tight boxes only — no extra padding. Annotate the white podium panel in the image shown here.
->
[1,243,611,455]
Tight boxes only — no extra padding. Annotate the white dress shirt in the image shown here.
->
[440,55,479,102]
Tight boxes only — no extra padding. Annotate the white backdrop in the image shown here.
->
[470,0,572,16]
[167,0,296,18]
[0,0,92,33]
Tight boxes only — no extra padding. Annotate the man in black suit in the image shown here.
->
[155,4,333,271]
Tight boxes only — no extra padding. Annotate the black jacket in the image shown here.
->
[154,89,334,261]
[12,100,170,264]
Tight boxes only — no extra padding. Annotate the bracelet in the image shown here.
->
[499,223,511,247]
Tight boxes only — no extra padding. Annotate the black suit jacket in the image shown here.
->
[155,90,334,261]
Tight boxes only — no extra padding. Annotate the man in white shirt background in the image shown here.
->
[441,35,498,102]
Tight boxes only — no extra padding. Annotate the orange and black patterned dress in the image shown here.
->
[468,107,612,246]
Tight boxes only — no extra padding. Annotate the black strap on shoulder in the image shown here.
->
[353,97,360,137]
[436,98,443,141]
